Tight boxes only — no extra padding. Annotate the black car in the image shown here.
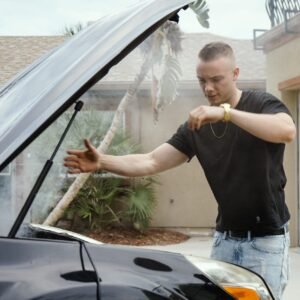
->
[0,0,274,299]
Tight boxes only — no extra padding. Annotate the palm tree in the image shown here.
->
[43,0,209,226]
[63,23,84,36]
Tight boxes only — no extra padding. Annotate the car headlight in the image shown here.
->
[185,255,274,300]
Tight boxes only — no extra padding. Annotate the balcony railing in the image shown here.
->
[266,0,300,27]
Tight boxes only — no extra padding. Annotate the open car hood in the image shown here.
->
[0,0,193,170]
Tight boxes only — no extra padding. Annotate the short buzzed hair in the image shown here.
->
[198,42,235,63]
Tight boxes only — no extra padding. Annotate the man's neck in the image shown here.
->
[230,89,242,108]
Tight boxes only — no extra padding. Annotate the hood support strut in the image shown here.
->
[8,101,84,238]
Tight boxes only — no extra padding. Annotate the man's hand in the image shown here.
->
[64,139,101,174]
[188,105,224,130]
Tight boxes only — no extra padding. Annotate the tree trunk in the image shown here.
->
[43,55,153,226]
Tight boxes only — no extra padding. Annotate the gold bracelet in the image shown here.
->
[220,103,231,122]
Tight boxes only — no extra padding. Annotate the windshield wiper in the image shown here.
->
[8,101,84,238]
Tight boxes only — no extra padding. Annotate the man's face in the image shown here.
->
[196,56,239,106]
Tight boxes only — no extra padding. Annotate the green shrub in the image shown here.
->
[64,175,158,232]
[126,177,158,232]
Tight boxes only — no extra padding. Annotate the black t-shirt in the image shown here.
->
[167,90,291,232]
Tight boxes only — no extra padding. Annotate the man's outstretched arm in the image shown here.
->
[64,139,189,177]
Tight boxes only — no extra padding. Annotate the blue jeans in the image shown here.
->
[210,230,290,300]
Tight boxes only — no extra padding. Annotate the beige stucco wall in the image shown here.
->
[264,37,300,246]
[127,90,217,229]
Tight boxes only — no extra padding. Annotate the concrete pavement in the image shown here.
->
[142,236,300,300]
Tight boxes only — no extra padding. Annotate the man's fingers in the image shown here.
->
[188,120,195,131]
[188,116,202,131]
[67,149,84,156]
[84,139,95,151]
[196,119,202,130]
[64,161,79,168]
[64,155,79,162]
[68,168,82,174]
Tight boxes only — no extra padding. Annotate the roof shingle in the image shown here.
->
[0,33,265,87]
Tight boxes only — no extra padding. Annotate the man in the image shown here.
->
[64,42,295,299]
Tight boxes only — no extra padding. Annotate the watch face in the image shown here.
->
[220,104,231,121]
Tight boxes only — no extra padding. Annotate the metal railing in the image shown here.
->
[266,0,300,27]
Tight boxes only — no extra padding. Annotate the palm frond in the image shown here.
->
[162,21,184,55]
[63,22,84,36]
[139,30,164,63]
[189,0,210,28]
[154,54,182,121]
[127,184,156,230]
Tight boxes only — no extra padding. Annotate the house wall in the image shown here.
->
[263,36,300,246]
[128,89,218,229]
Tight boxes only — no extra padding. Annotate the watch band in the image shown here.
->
[220,103,231,122]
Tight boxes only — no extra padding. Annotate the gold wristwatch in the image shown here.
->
[220,103,231,122]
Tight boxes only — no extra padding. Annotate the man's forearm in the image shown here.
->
[100,153,156,177]
[99,143,188,177]
[230,110,296,143]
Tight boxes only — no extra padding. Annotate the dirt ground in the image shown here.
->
[85,227,189,246]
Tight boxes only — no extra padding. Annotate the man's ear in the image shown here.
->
[233,67,240,81]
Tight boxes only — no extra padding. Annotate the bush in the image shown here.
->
[63,175,158,233]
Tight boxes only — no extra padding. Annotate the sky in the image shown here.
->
[0,0,271,39]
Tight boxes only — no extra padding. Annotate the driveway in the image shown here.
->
[142,236,300,300]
